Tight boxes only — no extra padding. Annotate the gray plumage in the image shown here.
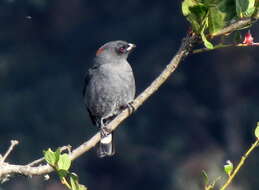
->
[83,40,136,158]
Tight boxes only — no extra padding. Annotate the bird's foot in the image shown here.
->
[100,126,112,138]
[126,101,135,114]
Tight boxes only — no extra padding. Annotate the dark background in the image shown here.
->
[0,1,259,190]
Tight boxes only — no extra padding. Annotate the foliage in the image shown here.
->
[202,123,259,190]
[182,0,257,48]
[224,160,233,177]
[254,122,259,138]
[44,148,87,190]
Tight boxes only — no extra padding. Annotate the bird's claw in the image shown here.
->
[100,126,112,138]
[127,101,135,114]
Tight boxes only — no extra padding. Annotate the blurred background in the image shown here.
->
[0,1,259,190]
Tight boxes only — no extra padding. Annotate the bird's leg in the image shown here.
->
[126,101,135,114]
[100,118,112,138]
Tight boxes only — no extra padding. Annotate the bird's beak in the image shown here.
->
[126,43,136,51]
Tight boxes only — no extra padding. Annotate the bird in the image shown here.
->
[83,40,136,158]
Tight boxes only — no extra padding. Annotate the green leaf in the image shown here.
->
[206,0,236,34]
[201,32,214,49]
[55,148,61,162]
[57,153,71,171]
[254,122,259,138]
[69,173,79,181]
[256,0,259,9]
[69,173,87,190]
[188,5,208,33]
[182,0,238,35]
[208,7,224,34]
[182,0,198,16]
[236,0,256,18]
[43,148,57,166]
[79,184,87,190]
[58,169,69,178]
[69,173,81,190]
[207,0,231,34]
[182,0,208,33]
[70,175,79,190]
[224,160,233,176]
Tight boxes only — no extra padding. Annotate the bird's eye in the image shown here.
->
[119,47,126,53]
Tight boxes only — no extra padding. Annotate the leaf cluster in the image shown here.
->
[44,148,87,190]
[182,0,257,48]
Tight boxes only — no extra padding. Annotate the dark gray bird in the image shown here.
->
[83,40,136,158]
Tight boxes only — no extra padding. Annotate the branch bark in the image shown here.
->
[210,17,257,38]
[0,16,258,180]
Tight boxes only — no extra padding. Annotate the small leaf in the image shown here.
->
[55,148,61,161]
[57,154,71,171]
[201,32,214,49]
[254,122,259,138]
[182,0,208,34]
[236,0,256,18]
[182,0,198,16]
[189,5,208,33]
[201,170,209,185]
[208,6,226,34]
[69,173,79,181]
[70,177,77,190]
[58,169,69,178]
[224,160,233,176]
[69,172,79,181]
[70,174,79,190]
[79,184,87,190]
[43,148,56,166]
[69,173,87,190]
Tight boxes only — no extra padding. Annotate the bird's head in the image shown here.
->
[96,40,136,60]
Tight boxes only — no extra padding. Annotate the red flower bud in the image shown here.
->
[243,31,254,45]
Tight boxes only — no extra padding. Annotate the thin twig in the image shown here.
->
[61,177,71,189]
[210,18,255,38]
[193,44,236,54]
[1,140,19,163]
[219,139,259,190]
[27,145,72,167]
[27,157,45,167]
[192,43,259,54]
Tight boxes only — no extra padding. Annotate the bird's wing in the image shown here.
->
[87,108,99,126]
[82,65,99,126]
[82,70,90,97]
[82,57,102,97]
[82,66,97,97]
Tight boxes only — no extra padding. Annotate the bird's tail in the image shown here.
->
[97,132,115,158]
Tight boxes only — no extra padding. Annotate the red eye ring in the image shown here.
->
[119,47,125,53]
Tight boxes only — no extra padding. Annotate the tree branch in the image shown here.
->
[219,139,259,190]
[0,140,19,164]
[27,145,72,167]
[0,32,197,179]
[193,42,259,54]
[0,16,258,180]
[210,17,257,38]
